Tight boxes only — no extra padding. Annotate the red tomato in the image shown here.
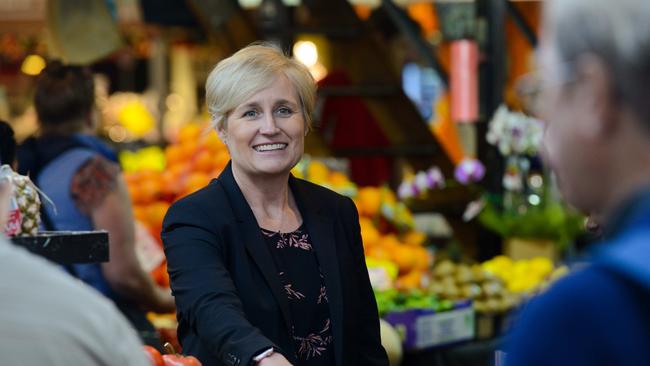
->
[162,354,202,366]
[143,345,164,366]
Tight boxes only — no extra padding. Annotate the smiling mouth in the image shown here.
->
[253,143,288,152]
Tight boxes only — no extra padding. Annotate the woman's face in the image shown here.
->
[219,73,305,180]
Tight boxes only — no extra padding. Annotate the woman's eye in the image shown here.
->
[242,110,258,118]
[276,107,293,117]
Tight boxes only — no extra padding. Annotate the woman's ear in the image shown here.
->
[216,122,228,146]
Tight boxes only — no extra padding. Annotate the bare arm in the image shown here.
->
[73,157,174,313]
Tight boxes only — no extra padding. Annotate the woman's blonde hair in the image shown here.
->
[206,42,316,131]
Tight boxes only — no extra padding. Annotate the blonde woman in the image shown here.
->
[162,43,388,366]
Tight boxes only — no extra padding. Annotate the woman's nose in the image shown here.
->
[260,113,280,134]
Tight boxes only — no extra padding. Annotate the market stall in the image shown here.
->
[0,1,587,365]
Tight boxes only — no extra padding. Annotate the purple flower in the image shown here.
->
[455,159,485,185]
[426,167,445,189]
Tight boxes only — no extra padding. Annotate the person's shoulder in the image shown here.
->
[0,238,145,346]
[1,237,113,311]
[164,178,227,225]
[503,266,607,366]
[172,178,223,206]
[528,265,620,311]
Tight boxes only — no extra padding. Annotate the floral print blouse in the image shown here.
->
[261,224,335,365]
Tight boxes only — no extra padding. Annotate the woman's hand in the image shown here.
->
[258,353,293,366]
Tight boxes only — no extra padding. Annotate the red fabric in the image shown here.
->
[317,71,391,186]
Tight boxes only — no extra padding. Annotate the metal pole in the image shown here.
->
[380,0,449,86]
[506,0,538,48]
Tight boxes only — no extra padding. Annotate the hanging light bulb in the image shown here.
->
[293,41,318,68]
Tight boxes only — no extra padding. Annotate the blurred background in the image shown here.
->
[0,1,585,365]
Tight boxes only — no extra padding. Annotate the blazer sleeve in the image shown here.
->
[341,196,389,366]
[161,197,275,366]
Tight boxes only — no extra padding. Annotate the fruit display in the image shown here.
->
[124,132,435,294]
[375,288,454,316]
[1,164,41,236]
[292,159,433,291]
[429,257,568,314]
[122,123,230,288]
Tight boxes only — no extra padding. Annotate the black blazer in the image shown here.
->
[162,164,388,366]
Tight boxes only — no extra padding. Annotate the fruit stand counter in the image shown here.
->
[10,230,109,264]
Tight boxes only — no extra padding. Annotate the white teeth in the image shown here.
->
[255,143,287,152]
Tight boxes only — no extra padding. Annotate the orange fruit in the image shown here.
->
[392,245,419,274]
[413,247,433,271]
[367,246,392,261]
[200,132,226,153]
[132,205,148,222]
[124,171,140,185]
[357,187,382,217]
[213,150,230,171]
[378,234,400,251]
[182,172,211,196]
[403,230,426,246]
[138,178,162,204]
[396,270,424,290]
[178,140,198,161]
[146,200,171,233]
[160,170,182,198]
[193,149,214,173]
[165,145,184,166]
[128,184,145,205]
[178,123,201,144]
[328,171,349,187]
[359,218,380,248]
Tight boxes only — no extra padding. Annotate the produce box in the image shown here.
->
[383,300,475,351]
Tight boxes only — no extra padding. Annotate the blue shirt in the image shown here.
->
[505,189,650,366]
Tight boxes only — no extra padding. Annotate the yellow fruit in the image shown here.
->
[360,223,380,248]
[358,187,382,217]
[307,161,329,183]
[328,171,349,187]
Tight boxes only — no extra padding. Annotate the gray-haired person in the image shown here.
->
[506,0,650,365]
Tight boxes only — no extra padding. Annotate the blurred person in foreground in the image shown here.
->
[162,43,388,366]
[16,61,175,346]
[506,0,650,364]
[0,143,149,366]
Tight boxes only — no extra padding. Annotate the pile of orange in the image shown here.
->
[123,123,230,288]
[298,159,432,291]
[355,188,431,291]
[360,216,432,290]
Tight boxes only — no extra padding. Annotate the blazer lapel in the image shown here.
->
[291,177,344,366]
[217,164,293,335]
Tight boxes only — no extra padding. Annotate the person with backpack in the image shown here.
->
[17,61,174,346]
